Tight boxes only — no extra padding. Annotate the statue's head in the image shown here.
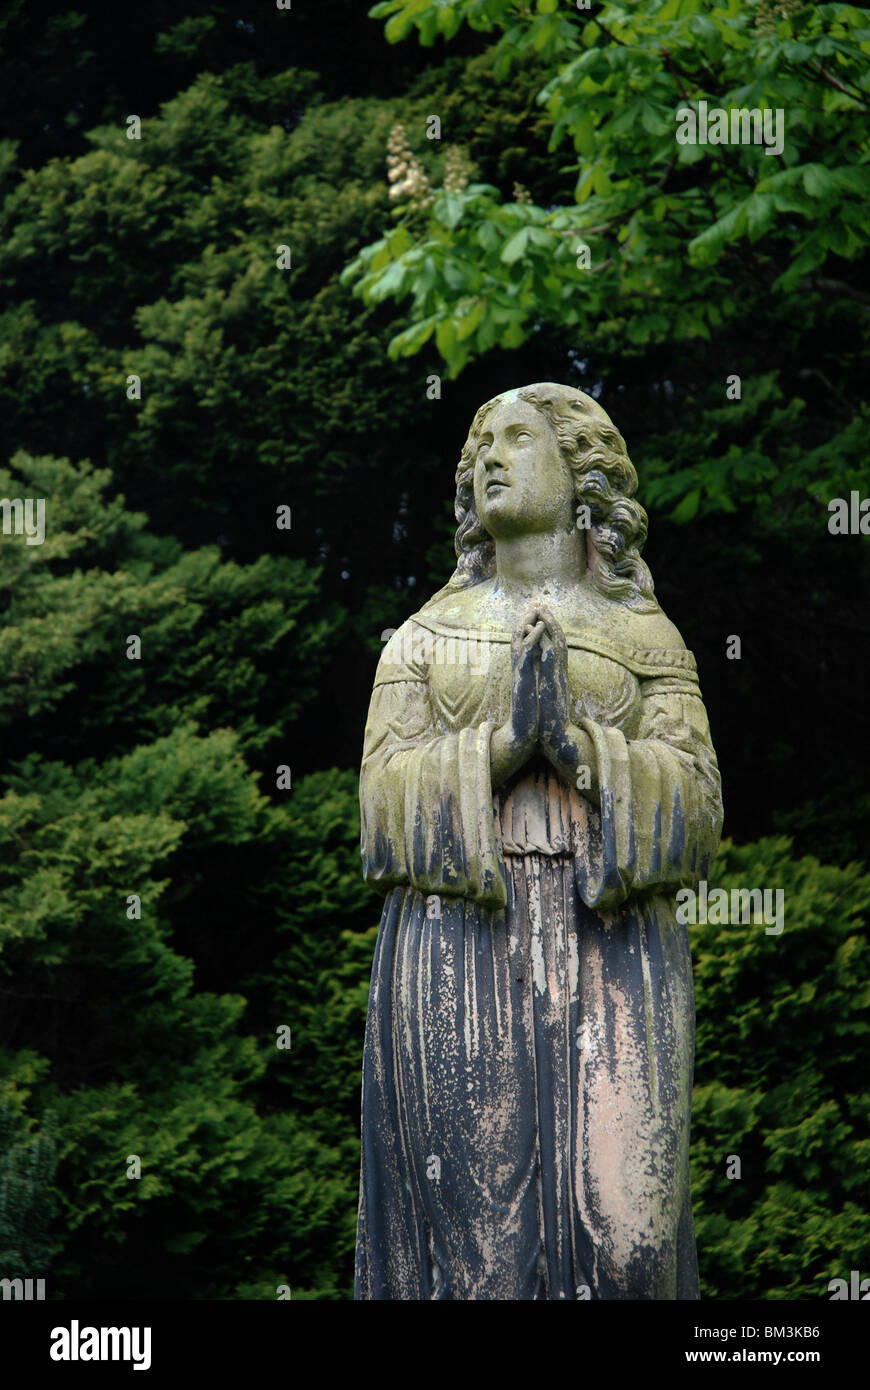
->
[450,382,656,610]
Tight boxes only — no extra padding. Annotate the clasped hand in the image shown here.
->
[491,605,582,788]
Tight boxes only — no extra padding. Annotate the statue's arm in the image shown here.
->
[563,675,723,913]
[359,622,506,909]
[533,604,723,908]
[635,678,721,794]
[614,609,723,873]
[536,722,601,803]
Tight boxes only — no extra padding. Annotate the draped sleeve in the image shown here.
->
[573,659,724,913]
[359,621,507,910]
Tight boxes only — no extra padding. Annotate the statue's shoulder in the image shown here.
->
[578,574,687,656]
[622,603,687,654]
[381,587,466,640]
[374,584,494,685]
[608,601,701,681]
[414,580,493,630]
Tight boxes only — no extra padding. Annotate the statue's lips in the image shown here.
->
[485,479,509,493]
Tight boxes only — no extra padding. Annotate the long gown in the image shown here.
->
[354,603,723,1300]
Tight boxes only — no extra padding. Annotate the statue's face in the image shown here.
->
[472,399,575,540]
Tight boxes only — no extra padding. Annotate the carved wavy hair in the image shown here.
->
[446,382,658,611]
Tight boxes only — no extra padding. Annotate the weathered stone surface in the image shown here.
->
[355,384,723,1300]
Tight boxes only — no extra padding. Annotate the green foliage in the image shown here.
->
[349,0,870,514]
[691,837,870,1299]
[360,1,869,352]
[0,452,373,1298]
[0,451,338,761]
[0,730,371,1297]
[0,1054,59,1277]
[0,65,424,542]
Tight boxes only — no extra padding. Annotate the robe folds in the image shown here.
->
[354,609,723,1301]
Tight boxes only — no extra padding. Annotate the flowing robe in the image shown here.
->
[354,606,723,1300]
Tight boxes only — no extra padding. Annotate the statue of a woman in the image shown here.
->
[355,383,723,1300]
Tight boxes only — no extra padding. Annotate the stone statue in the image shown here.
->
[355,383,723,1300]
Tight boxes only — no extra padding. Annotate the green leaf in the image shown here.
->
[592,165,612,196]
[438,6,463,39]
[367,243,392,273]
[689,16,718,45]
[454,298,486,342]
[574,167,595,203]
[387,226,414,258]
[502,318,526,348]
[384,12,416,43]
[500,227,530,264]
[574,111,595,157]
[671,488,701,522]
[821,220,852,256]
[477,220,501,251]
[532,16,558,51]
[367,257,407,301]
[387,316,436,358]
[436,191,467,230]
[435,316,458,360]
[747,193,775,242]
[802,164,835,199]
[640,102,667,136]
[526,226,552,247]
[442,258,468,291]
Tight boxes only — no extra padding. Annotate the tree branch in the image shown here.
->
[808,277,870,308]
[809,61,869,111]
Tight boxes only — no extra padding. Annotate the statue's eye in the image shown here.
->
[515,430,532,442]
